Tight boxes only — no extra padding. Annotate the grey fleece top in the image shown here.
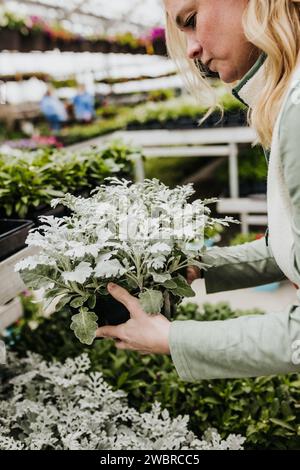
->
[168,54,300,381]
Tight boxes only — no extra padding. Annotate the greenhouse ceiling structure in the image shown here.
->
[3,0,165,35]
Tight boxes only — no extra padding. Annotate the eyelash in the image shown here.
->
[184,13,196,29]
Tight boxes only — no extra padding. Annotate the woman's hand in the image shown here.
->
[96,283,171,355]
[186,266,202,284]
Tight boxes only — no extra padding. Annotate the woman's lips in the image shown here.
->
[208,59,217,71]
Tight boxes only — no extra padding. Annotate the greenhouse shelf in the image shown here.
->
[0,219,34,262]
[0,245,40,332]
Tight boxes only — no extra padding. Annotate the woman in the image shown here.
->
[96,0,300,381]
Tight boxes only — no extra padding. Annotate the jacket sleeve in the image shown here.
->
[169,304,300,381]
[201,236,287,294]
[279,93,300,286]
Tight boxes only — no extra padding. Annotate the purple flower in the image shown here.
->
[149,27,165,41]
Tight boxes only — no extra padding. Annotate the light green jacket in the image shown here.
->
[169,54,300,381]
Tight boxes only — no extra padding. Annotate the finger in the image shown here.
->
[107,283,143,316]
[96,325,122,339]
[186,266,201,284]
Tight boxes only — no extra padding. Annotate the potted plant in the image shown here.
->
[15,178,237,344]
[0,11,24,51]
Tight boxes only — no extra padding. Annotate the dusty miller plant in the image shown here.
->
[0,353,245,450]
[15,178,237,344]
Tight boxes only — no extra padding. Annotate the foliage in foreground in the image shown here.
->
[0,353,245,450]
[8,301,300,450]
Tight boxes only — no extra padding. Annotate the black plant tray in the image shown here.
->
[0,219,34,262]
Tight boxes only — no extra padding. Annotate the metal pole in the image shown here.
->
[228,142,239,198]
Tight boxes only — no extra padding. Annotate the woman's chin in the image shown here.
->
[217,66,239,84]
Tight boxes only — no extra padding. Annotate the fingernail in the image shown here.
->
[108,282,116,290]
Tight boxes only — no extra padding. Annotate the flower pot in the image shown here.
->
[94,290,176,327]
[0,29,20,51]
[19,32,45,52]
[152,38,167,56]
[94,294,131,327]
[0,219,34,261]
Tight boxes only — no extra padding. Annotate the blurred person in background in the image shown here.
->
[40,86,68,133]
[72,84,95,123]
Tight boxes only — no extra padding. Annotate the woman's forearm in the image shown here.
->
[169,304,300,381]
[201,236,287,294]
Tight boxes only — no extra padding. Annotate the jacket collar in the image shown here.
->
[231,52,267,109]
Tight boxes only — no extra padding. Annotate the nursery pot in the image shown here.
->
[94,290,176,328]
[0,29,20,51]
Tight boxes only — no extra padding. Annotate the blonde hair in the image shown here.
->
[165,0,300,149]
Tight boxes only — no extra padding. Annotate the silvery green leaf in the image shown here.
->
[55,295,74,311]
[169,275,196,298]
[139,290,163,314]
[163,279,178,289]
[188,259,211,270]
[184,239,204,252]
[70,308,98,345]
[20,267,55,291]
[148,255,166,270]
[149,243,172,255]
[94,258,126,278]
[62,262,93,284]
[88,294,97,309]
[70,296,87,308]
[151,272,171,283]
[15,256,40,272]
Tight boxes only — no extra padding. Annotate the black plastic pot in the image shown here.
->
[94,294,131,327]
[20,32,45,52]
[0,29,20,51]
[92,290,177,329]
[0,219,34,261]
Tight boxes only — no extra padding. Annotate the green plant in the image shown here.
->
[16,178,235,344]
[57,93,245,147]
[216,146,267,185]
[0,11,25,31]
[147,89,176,102]
[0,142,134,218]
[51,78,78,89]
[8,301,300,449]
[229,232,264,246]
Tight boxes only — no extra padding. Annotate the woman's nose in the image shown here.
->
[186,36,202,60]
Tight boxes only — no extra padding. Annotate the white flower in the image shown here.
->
[62,262,93,284]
